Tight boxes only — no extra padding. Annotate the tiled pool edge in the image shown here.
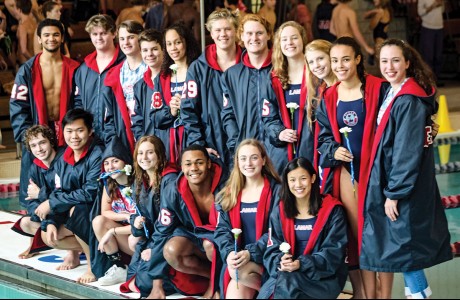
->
[0,258,129,299]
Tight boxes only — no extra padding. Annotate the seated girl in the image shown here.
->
[258,158,348,299]
[214,139,281,298]
[92,140,136,286]
[120,135,179,297]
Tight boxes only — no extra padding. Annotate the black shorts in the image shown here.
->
[65,203,92,244]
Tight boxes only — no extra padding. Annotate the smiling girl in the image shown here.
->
[259,158,347,299]
[360,38,452,299]
[215,139,281,298]
[151,22,200,167]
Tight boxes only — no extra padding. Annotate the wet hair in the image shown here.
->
[133,135,167,205]
[41,0,59,18]
[16,0,32,14]
[281,157,321,218]
[272,21,307,90]
[305,39,335,127]
[117,20,144,36]
[62,108,94,131]
[23,125,56,152]
[332,36,367,97]
[161,22,201,76]
[205,8,239,33]
[85,14,117,34]
[37,18,65,37]
[216,139,280,212]
[181,144,210,162]
[377,38,436,95]
[139,28,163,46]
[237,13,273,49]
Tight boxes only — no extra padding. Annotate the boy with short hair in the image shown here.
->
[39,108,104,284]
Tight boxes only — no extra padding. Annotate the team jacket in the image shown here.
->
[121,166,179,297]
[48,136,104,215]
[316,75,386,266]
[11,149,64,254]
[149,72,186,166]
[131,68,162,140]
[214,176,281,296]
[147,162,226,296]
[263,68,316,175]
[359,78,452,272]
[9,53,80,146]
[103,62,136,153]
[26,149,64,217]
[181,44,242,167]
[73,46,125,138]
[316,75,387,198]
[258,195,347,299]
[221,50,273,155]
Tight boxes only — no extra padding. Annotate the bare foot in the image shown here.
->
[56,251,80,270]
[76,269,96,284]
[18,247,39,259]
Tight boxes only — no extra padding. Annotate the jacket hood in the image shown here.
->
[396,77,437,113]
[241,49,272,69]
[204,44,242,71]
[101,137,133,166]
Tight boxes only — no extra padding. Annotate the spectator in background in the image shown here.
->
[16,0,37,65]
[312,0,337,42]
[364,0,392,65]
[0,9,10,70]
[116,0,147,27]
[330,0,375,58]
[224,0,249,18]
[2,0,19,68]
[166,0,201,45]
[144,0,174,31]
[257,0,276,30]
[417,0,444,85]
[286,0,313,42]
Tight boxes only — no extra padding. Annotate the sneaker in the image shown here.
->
[98,265,127,286]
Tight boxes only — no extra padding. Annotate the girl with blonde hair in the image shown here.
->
[214,139,281,298]
[263,21,311,175]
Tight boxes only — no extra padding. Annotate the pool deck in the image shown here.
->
[0,208,459,298]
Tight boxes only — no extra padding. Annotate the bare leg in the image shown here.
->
[362,269,377,298]
[226,279,257,299]
[226,261,262,298]
[340,167,366,299]
[377,272,394,299]
[18,217,41,259]
[164,236,212,297]
[92,215,133,255]
[74,235,96,284]
[40,225,82,270]
[164,236,210,278]
[18,237,40,259]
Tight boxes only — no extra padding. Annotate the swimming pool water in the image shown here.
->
[0,279,53,299]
